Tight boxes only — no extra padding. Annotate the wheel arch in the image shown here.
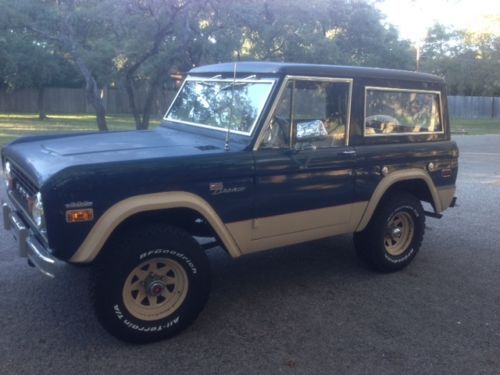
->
[69,192,242,263]
[355,168,441,232]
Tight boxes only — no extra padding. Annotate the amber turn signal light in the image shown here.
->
[66,208,94,223]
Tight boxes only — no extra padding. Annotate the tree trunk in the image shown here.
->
[37,86,47,120]
[125,74,142,129]
[29,16,109,130]
[89,91,108,131]
[82,77,108,131]
[121,5,182,130]
[63,27,108,131]
[139,78,161,130]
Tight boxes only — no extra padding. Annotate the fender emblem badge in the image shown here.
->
[209,182,224,192]
[209,182,246,195]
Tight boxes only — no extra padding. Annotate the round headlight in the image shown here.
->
[4,161,12,188]
[31,192,45,229]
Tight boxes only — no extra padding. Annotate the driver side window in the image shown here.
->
[261,82,292,149]
[261,79,350,149]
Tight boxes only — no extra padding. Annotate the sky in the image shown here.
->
[376,0,500,43]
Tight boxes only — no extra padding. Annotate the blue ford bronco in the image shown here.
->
[2,62,458,343]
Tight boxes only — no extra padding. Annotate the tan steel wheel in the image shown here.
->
[384,211,414,256]
[122,257,189,321]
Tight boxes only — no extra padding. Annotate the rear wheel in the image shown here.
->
[354,192,425,272]
[91,224,210,343]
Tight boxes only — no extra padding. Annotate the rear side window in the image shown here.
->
[364,88,442,136]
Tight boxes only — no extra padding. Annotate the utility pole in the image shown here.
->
[415,41,421,72]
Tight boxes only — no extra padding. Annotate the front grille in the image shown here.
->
[9,162,38,213]
[6,160,48,245]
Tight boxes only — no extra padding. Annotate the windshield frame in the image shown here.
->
[163,75,278,136]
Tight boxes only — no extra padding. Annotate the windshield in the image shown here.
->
[165,77,276,135]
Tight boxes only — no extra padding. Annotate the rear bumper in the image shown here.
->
[2,202,57,278]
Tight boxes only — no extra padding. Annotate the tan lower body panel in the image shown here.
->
[226,201,368,255]
[437,186,456,212]
[251,204,352,239]
[69,191,367,263]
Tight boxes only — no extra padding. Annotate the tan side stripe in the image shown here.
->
[227,202,367,254]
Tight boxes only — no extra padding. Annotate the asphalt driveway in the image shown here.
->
[0,135,499,375]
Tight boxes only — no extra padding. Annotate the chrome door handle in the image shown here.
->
[338,150,357,157]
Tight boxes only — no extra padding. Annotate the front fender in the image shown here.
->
[69,191,242,263]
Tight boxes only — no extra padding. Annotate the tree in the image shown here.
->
[333,1,414,69]
[10,0,500,126]
[0,29,81,119]
[108,0,193,130]
[120,0,416,129]
[420,24,500,96]
[0,0,116,130]
[196,0,413,69]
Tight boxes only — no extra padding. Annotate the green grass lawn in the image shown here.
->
[1,113,499,149]
[450,119,500,135]
[0,113,160,148]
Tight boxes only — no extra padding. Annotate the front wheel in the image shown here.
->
[91,225,210,343]
[354,192,425,272]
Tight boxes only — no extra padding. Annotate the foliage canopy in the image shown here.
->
[0,0,499,129]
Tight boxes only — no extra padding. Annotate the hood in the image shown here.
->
[39,127,221,156]
[2,126,243,186]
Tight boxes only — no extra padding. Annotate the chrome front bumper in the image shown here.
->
[2,202,57,278]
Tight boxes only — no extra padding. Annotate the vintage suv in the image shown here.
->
[2,62,458,343]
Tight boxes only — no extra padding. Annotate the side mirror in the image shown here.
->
[296,120,328,142]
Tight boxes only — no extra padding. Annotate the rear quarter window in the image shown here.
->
[364,87,443,137]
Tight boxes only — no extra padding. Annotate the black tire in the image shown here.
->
[353,192,425,272]
[91,224,210,343]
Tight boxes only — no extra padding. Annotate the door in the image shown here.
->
[253,77,356,240]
